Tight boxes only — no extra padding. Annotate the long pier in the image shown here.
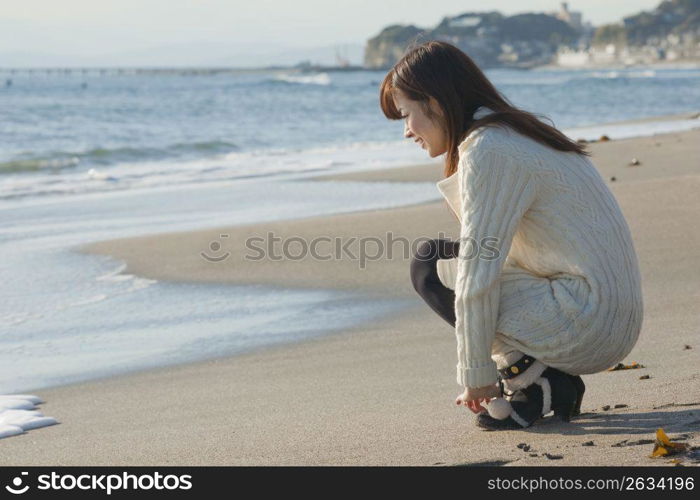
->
[0,65,369,76]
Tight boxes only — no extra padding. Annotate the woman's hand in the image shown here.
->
[456,384,501,414]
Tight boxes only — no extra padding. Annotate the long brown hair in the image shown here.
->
[379,40,590,178]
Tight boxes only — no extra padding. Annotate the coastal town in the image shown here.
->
[364,1,700,69]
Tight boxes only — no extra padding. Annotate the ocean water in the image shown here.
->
[0,176,431,394]
[1,66,699,200]
[1,65,699,395]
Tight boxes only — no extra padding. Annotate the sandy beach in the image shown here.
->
[2,121,699,466]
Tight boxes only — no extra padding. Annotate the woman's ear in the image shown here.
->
[428,96,444,118]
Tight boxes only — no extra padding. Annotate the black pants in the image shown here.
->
[410,238,460,327]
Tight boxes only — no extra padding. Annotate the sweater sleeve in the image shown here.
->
[454,143,538,388]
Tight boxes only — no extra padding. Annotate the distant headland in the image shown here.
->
[364,1,700,70]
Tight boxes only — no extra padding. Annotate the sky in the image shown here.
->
[0,0,663,67]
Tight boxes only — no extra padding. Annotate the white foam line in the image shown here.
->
[564,115,700,142]
[0,394,43,405]
[95,261,128,281]
[0,394,58,439]
[69,294,108,307]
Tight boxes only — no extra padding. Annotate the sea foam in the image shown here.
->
[0,395,58,439]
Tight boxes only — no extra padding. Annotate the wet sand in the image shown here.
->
[2,124,699,466]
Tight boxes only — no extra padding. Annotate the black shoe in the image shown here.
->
[542,370,585,417]
[568,374,585,417]
[476,367,578,430]
[544,368,579,422]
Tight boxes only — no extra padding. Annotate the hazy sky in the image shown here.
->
[1,0,662,63]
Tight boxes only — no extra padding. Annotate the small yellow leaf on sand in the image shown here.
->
[649,428,689,458]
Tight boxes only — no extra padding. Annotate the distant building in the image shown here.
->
[447,15,482,29]
[552,2,583,33]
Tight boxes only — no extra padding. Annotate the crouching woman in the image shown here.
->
[379,41,643,430]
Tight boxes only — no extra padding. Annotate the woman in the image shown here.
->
[379,41,644,431]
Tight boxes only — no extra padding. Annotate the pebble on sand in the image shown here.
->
[629,158,641,166]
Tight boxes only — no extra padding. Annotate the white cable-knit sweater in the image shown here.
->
[436,108,644,388]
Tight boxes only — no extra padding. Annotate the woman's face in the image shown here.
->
[392,90,447,158]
